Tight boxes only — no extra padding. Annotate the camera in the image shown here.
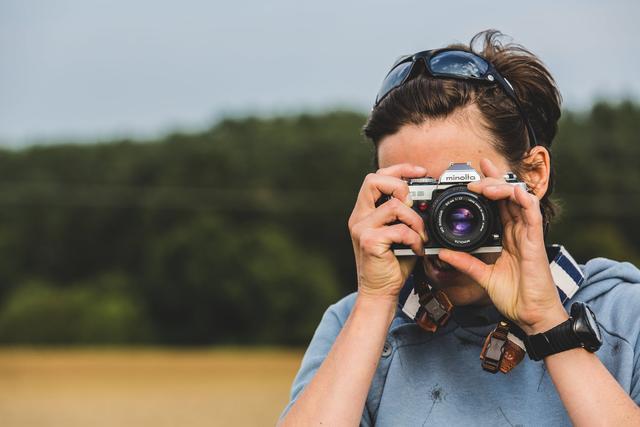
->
[377,162,527,256]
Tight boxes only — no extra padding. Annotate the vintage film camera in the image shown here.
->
[378,162,527,255]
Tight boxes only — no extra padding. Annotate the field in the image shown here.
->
[0,348,304,427]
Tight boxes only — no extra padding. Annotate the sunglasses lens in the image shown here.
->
[429,51,489,78]
[376,61,413,104]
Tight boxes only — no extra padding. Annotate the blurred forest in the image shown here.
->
[0,101,638,346]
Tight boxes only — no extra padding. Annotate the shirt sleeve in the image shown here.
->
[628,317,640,404]
[278,294,373,426]
[605,279,640,404]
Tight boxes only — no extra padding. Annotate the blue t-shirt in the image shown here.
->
[281,255,640,425]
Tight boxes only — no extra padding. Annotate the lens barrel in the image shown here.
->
[428,186,494,251]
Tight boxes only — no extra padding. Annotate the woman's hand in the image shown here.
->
[282,164,428,426]
[348,164,427,301]
[437,158,568,334]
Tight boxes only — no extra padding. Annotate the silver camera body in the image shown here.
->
[389,162,527,256]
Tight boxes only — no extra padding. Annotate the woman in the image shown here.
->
[279,30,640,426]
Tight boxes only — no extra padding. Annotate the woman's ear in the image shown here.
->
[521,146,551,199]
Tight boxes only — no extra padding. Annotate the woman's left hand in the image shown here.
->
[437,158,568,335]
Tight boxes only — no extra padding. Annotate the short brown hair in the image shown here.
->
[362,29,562,230]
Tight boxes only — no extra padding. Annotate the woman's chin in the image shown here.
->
[422,256,490,306]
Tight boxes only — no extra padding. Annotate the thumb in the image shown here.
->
[438,249,491,288]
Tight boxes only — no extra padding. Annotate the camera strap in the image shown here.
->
[480,320,527,373]
[397,244,584,373]
[415,285,453,333]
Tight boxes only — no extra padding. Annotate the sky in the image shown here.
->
[1,0,638,146]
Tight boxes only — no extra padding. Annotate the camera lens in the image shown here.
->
[445,207,477,237]
[428,186,494,251]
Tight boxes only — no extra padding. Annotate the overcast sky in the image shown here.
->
[1,0,638,146]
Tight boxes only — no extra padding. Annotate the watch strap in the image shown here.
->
[524,318,580,361]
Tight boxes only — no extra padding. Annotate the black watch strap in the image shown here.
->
[524,318,580,361]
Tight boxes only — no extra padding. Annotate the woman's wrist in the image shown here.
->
[354,292,398,327]
[519,304,569,336]
[282,289,398,425]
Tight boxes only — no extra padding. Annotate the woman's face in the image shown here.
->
[377,104,511,307]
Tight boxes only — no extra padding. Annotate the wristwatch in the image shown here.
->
[523,302,603,361]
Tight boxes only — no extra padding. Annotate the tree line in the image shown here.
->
[0,101,638,345]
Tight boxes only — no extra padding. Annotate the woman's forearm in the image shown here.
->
[545,347,640,425]
[280,295,396,426]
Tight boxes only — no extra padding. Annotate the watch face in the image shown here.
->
[585,306,602,342]
[572,302,603,352]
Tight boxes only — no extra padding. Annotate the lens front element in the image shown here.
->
[445,206,478,237]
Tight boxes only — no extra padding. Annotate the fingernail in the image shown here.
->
[420,231,427,241]
[414,166,426,173]
[404,194,413,207]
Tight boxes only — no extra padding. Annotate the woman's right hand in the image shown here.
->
[348,163,428,301]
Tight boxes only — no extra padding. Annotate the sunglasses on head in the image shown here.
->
[374,49,538,148]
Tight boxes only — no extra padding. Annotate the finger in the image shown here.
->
[361,197,427,241]
[350,165,427,233]
[498,199,515,224]
[506,200,523,223]
[497,199,519,254]
[514,184,543,232]
[480,184,523,221]
[479,184,518,203]
[467,177,519,224]
[467,177,507,194]
[486,184,534,223]
[438,249,491,288]
[385,223,424,256]
[363,223,423,257]
[483,185,543,241]
[377,163,427,179]
[479,158,502,179]
[356,173,412,212]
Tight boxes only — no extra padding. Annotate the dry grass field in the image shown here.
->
[0,348,304,427]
